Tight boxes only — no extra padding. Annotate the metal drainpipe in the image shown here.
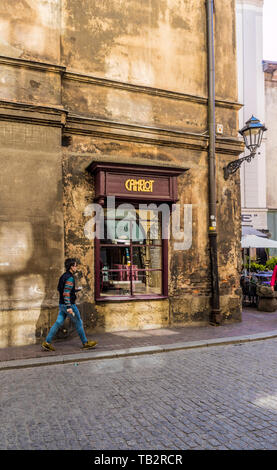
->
[206,0,221,325]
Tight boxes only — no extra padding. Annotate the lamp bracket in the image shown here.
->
[223,152,256,180]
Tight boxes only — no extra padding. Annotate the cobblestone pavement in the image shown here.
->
[1,339,277,450]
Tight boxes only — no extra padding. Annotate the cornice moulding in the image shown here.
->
[0,99,66,126]
[65,114,243,155]
[0,55,66,74]
[0,99,65,113]
[64,71,242,110]
[0,100,244,155]
[65,114,208,150]
[0,56,242,111]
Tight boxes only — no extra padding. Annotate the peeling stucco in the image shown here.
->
[0,0,242,347]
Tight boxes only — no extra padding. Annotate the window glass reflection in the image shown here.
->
[98,208,164,298]
[132,245,162,270]
[100,269,131,297]
[133,271,162,296]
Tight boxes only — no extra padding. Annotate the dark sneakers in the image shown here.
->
[82,340,98,350]
[42,340,97,351]
[41,342,56,352]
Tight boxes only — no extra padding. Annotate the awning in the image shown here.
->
[241,234,277,248]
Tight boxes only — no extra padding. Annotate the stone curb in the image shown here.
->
[1,330,277,371]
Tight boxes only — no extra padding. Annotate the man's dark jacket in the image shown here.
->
[57,271,76,305]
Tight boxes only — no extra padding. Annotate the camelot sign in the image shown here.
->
[125,179,154,192]
[86,162,188,203]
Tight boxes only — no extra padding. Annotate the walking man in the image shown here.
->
[42,258,97,351]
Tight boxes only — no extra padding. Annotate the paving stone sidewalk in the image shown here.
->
[1,306,277,367]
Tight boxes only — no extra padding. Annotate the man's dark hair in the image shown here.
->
[65,258,77,271]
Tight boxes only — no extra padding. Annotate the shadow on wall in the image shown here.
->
[0,218,62,348]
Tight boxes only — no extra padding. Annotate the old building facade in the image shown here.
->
[236,0,276,258]
[0,0,243,347]
[264,60,277,249]
[236,0,267,232]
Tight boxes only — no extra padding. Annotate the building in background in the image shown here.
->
[236,0,277,263]
[263,60,277,253]
[236,0,268,233]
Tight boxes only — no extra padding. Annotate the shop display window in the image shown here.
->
[95,208,168,300]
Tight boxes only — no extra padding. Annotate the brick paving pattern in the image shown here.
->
[1,339,277,450]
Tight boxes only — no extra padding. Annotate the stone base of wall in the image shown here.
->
[170,295,210,326]
[0,295,242,348]
[220,295,242,323]
[93,299,170,333]
[0,307,56,348]
[170,295,242,326]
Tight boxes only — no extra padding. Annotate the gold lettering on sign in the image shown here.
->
[125,179,154,192]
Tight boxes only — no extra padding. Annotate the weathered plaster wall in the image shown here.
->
[0,121,64,347]
[214,0,238,102]
[61,0,237,101]
[0,0,242,346]
[168,149,242,325]
[0,0,61,63]
[62,76,239,138]
[0,0,64,347]
[61,132,242,332]
[0,59,63,107]
[217,155,242,321]
[61,0,238,131]
[61,0,207,96]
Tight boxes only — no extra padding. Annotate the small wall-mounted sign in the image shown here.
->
[241,209,268,230]
[216,123,224,134]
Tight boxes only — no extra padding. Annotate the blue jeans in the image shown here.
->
[46,304,88,344]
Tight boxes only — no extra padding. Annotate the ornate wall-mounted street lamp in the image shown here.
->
[224,116,267,180]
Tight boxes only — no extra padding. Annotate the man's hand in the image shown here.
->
[67,308,75,317]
